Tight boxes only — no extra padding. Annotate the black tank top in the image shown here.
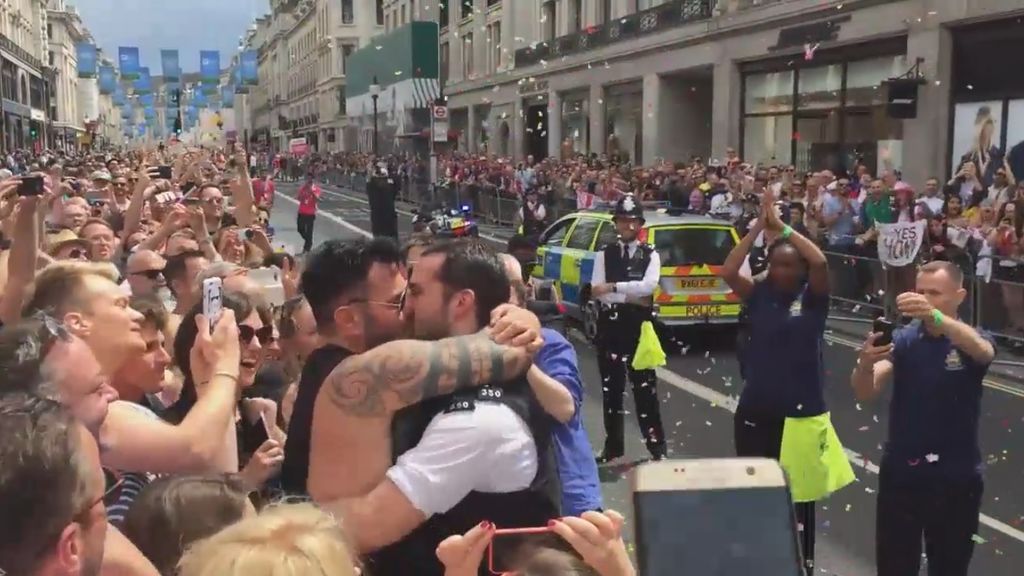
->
[280,344,352,495]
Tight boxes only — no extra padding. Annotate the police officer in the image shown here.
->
[586,194,666,463]
[367,161,399,240]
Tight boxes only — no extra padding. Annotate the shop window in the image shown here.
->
[846,55,907,107]
[795,111,841,173]
[744,71,794,114]
[797,64,842,110]
[743,115,793,166]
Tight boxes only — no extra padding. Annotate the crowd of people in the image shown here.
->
[269,146,1024,351]
[0,144,643,576]
[2,138,1002,576]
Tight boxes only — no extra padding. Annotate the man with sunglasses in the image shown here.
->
[0,394,108,576]
[125,250,166,297]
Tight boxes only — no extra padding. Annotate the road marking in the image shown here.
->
[275,193,373,239]
[271,200,1024,545]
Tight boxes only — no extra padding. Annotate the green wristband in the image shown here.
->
[931,309,944,326]
[781,225,794,239]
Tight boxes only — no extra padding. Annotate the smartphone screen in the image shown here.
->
[157,166,173,180]
[634,474,802,575]
[18,175,44,197]
[873,318,894,347]
[202,277,223,332]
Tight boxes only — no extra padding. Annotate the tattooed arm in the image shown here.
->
[308,319,539,501]
[325,330,533,418]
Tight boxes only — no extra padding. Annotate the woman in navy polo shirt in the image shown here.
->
[722,189,848,574]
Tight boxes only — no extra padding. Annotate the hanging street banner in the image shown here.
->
[161,50,181,82]
[200,50,220,84]
[134,67,153,95]
[118,47,141,80]
[112,86,126,106]
[241,50,258,85]
[98,66,117,95]
[221,86,235,109]
[76,43,98,78]
[140,93,155,107]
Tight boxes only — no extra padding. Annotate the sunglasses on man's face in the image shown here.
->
[130,269,163,280]
[66,248,88,260]
[238,324,275,346]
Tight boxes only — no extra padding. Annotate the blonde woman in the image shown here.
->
[177,503,360,576]
[958,107,1004,188]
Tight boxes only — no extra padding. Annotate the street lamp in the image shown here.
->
[369,75,380,157]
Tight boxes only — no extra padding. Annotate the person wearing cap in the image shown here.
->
[46,229,91,261]
[585,193,666,463]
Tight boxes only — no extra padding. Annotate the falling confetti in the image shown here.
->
[925,453,939,463]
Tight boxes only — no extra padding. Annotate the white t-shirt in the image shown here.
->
[386,402,537,517]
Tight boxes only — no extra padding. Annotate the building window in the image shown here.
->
[440,41,450,87]
[462,33,474,79]
[487,22,502,73]
[342,0,354,24]
[48,50,54,66]
[341,43,355,75]
[542,1,556,41]
[439,0,449,29]
[570,0,582,32]
[600,0,612,23]
[461,0,473,20]
[376,0,384,25]
[488,0,501,6]
[742,53,907,174]
[46,23,53,39]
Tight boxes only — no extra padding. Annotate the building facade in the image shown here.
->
[409,0,1024,188]
[241,0,385,154]
[46,0,91,151]
[1,0,50,152]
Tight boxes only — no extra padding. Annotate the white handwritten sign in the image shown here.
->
[878,220,927,267]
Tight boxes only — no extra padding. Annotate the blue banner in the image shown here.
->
[118,47,141,80]
[193,90,208,108]
[140,94,155,107]
[98,66,117,95]
[161,50,181,82]
[134,67,152,95]
[120,104,134,119]
[241,50,258,85]
[76,43,98,78]
[112,86,126,106]
[221,85,235,108]
[144,106,156,119]
[199,50,220,83]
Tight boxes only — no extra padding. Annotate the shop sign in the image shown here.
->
[30,108,46,122]
[1,98,30,117]
[518,80,549,96]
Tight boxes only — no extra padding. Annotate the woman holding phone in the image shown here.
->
[721,189,854,573]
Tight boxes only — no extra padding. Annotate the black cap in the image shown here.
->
[613,194,644,222]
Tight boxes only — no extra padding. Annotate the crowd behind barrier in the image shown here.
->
[310,164,1024,358]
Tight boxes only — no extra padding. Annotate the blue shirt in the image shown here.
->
[535,328,603,515]
[822,194,860,247]
[738,282,829,418]
[883,321,993,483]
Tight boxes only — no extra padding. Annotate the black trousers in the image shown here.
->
[297,213,316,253]
[876,471,983,576]
[596,304,665,457]
[733,411,816,574]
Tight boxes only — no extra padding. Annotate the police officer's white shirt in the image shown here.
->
[589,240,662,304]
[385,402,537,517]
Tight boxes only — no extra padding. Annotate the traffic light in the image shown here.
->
[29,126,38,139]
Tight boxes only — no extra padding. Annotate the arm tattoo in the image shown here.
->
[325,332,531,418]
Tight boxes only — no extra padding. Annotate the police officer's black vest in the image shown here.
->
[603,242,655,307]
[522,201,544,236]
[366,376,561,576]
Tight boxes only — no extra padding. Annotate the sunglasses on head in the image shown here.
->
[238,324,275,345]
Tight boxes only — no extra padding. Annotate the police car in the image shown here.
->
[532,202,742,340]
[411,205,480,238]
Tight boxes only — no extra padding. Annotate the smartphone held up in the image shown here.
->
[202,277,223,333]
[17,175,45,197]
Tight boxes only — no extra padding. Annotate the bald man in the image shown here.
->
[500,254,602,515]
[125,250,166,297]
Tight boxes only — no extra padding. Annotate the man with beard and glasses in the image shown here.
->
[283,238,540,498]
[124,250,166,298]
[0,394,108,576]
[313,240,556,576]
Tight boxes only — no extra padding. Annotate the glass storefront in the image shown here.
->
[560,91,589,157]
[741,44,907,175]
[605,84,643,163]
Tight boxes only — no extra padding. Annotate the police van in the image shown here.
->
[532,203,742,340]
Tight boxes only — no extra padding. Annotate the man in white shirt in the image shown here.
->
[587,194,666,463]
